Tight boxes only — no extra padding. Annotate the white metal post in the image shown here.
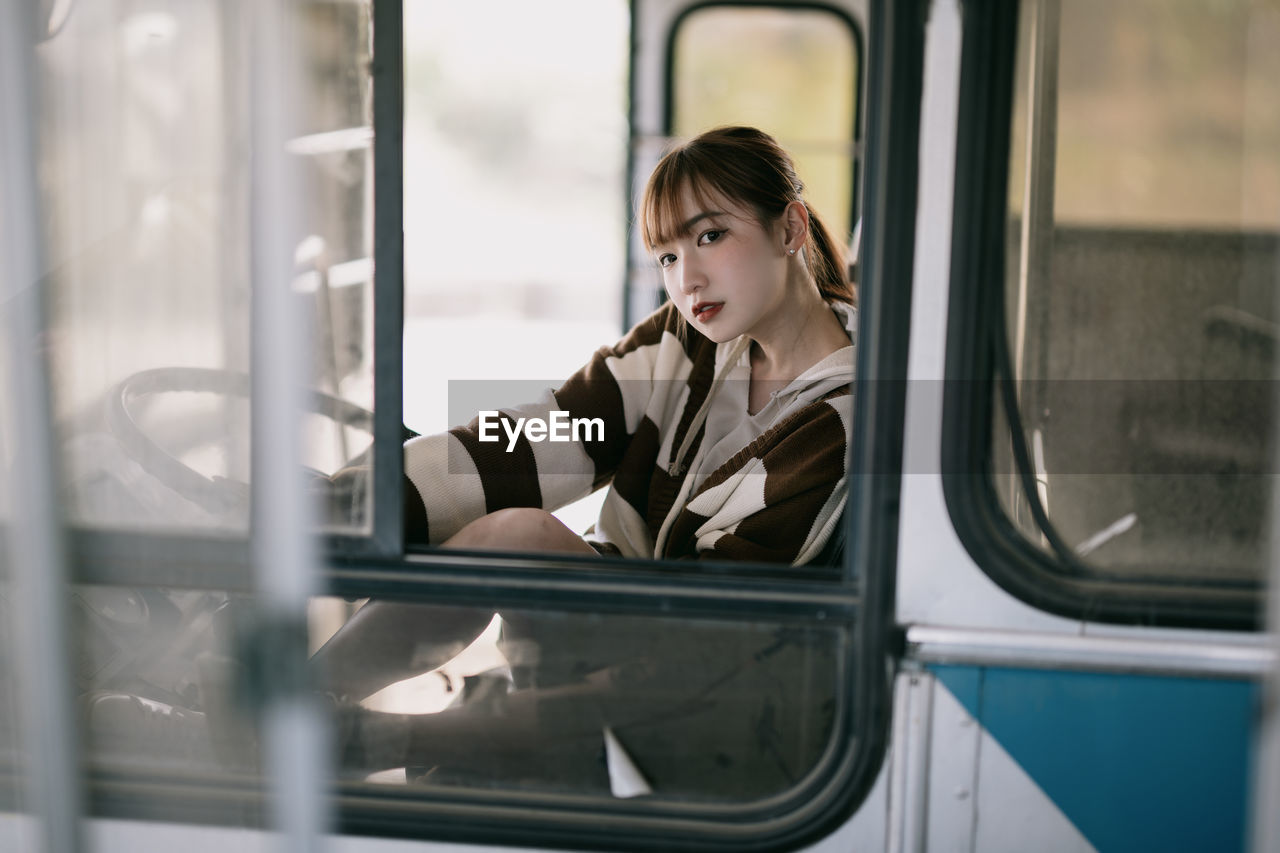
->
[249,0,331,850]
[0,2,86,851]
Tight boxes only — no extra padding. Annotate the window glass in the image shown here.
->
[76,584,263,781]
[71,589,841,807]
[671,6,859,240]
[403,0,629,534]
[312,599,842,801]
[996,0,1280,584]
[3,0,875,838]
[39,0,375,536]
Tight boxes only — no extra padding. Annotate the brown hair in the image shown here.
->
[640,126,854,306]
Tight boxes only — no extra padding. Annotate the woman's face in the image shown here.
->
[652,183,791,345]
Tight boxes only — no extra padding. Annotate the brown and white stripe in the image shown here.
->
[404,302,854,564]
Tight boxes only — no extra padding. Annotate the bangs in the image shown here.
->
[640,134,780,251]
[640,156,684,250]
[640,153,719,251]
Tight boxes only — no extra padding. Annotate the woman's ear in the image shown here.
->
[782,200,810,253]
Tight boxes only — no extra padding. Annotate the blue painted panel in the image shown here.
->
[934,661,982,712]
[932,664,1257,853]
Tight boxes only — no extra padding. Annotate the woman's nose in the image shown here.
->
[678,258,705,294]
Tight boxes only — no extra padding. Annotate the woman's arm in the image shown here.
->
[403,303,690,544]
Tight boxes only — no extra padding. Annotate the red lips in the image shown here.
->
[692,301,723,322]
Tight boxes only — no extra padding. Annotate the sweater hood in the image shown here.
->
[667,301,857,477]
[759,300,858,407]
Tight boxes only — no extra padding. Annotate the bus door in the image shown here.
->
[891,1,1280,851]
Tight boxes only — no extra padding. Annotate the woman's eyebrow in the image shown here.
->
[677,210,725,235]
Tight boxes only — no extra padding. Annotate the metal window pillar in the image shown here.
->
[0,3,85,852]
[248,0,331,849]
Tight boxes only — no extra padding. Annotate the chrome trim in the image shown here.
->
[906,625,1275,678]
[887,670,934,853]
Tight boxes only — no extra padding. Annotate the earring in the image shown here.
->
[788,248,796,255]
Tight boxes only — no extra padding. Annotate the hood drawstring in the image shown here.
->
[667,336,750,478]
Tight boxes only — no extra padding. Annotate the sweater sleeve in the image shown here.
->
[403,304,688,545]
[402,387,597,544]
[659,392,852,565]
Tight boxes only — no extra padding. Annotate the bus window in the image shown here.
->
[3,0,906,846]
[947,0,1280,626]
[398,0,859,570]
[671,5,861,241]
[42,0,376,537]
[67,588,847,830]
[402,0,629,534]
[313,601,843,804]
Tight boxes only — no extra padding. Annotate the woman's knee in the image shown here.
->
[445,508,593,554]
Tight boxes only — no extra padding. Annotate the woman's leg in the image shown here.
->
[316,507,602,781]
[312,602,496,702]
[339,670,615,787]
[313,509,592,702]
[443,507,598,555]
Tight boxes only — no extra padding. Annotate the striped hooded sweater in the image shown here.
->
[404,301,855,564]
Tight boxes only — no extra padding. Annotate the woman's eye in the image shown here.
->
[658,253,676,268]
[697,229,723,246]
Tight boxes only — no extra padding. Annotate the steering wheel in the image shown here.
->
[106,366,374,517]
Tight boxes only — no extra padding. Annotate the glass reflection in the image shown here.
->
[73,589,840,805]
[313,601,841,801]
[77,586,260,777]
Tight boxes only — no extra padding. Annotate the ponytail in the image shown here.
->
[805,204,855,306]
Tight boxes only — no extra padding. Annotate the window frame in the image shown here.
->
[341,0,918,846]
[939,0,1263,632]
[662,0,866,244]
[69,0,403,589]
[56,0,928,848]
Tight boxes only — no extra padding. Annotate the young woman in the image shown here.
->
[403,125,856,565]
[317,127,856,795]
